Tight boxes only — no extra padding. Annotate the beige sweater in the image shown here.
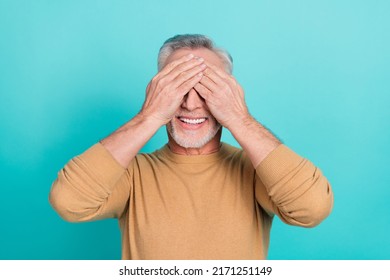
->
[49,143,333,259]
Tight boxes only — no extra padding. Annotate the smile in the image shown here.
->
[178,117,207,125]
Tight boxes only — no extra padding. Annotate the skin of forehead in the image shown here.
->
[164,47,226,71]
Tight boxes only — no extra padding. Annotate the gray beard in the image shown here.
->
[167,119,221,148]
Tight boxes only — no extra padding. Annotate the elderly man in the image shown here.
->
[50,34,333,259]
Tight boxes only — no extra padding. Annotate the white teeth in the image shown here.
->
[179,117,206,124]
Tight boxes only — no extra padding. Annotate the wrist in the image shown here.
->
[224,112,253,132]
[137,110,167,129]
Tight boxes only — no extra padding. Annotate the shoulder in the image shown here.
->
[132,145,169,167]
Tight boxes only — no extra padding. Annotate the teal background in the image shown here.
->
[0,0,389,260]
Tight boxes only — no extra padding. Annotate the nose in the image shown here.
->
[181,88,205,111]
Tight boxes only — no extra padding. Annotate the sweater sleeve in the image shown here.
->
[254,144,333,227]
[49,143,132,222]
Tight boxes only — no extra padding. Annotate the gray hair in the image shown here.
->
[158,34,233,74]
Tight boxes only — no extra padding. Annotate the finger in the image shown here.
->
[170,63,207,89]
[149,56,203,94]
[205,62,243,96]
[203,65,226,85]
[159,53,195,76]
[152,57,205,93]
[205,62,238,88]
[176,72,204,96]
[206,62,232,79]
[162,56,204,82]
[146,82,151,93]
[198,75,219,93]
[194,82,212,100]
[159,56,204,81]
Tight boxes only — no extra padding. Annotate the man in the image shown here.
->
[49,34,333,259]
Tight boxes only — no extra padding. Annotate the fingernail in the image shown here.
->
[196,57,204,62]
[200,63,206,69]
[187,53,194,59]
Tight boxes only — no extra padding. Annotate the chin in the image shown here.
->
[167,120,221,149]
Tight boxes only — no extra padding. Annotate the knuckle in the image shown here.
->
[146,83,151,93]
[155,80,166,91]
[178,59,195,70]
[157,77,166,86]
[176,65,187,73]
[178,71,189,79]
[166,61,177,69]
[222,84,230,92]
[151,75,160,84]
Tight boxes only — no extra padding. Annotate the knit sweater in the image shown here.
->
[49,142,333,259]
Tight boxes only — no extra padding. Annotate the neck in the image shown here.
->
[167,129,222,155]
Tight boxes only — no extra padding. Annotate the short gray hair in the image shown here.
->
[158,34,233,73]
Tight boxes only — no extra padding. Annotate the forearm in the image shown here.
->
[50,115,155,221]
[226,114,281,168]
[100,112,162,168]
